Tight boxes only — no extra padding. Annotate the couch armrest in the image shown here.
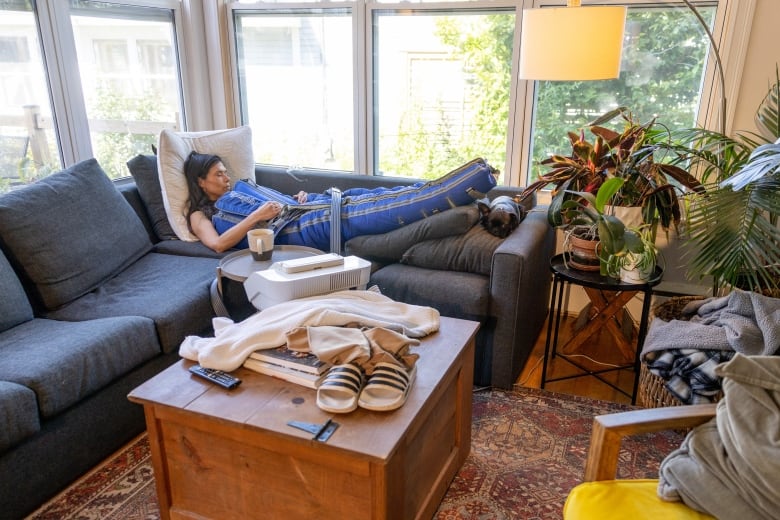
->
[487,207,555,388]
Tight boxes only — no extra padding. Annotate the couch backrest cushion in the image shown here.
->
[157,126,253,242]
[0,158,152,310]
[127,153,178,241]
[0,248,33,331]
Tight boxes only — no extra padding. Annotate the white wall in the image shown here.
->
[731,0,780,137]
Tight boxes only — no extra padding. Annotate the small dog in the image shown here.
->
[477,196,525,238]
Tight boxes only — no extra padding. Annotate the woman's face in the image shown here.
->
[198,161,231,201]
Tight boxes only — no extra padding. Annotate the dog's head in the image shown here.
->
[477,196,525,238]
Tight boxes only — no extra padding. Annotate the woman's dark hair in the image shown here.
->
[184,151,223,232]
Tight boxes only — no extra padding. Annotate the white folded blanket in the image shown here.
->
[179,289,440,371]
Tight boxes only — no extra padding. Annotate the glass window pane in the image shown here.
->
[373,9,514,180]
[70,1,182,179]
[234,10,354,171]
[528,5,716,183]
[0,2,62,193]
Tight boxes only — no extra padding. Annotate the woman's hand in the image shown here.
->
[252,201,283,221]
[294,191,308,203]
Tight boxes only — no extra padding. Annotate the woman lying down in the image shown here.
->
[183,153,499,253]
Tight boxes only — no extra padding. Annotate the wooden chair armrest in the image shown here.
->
[583,404,717,482]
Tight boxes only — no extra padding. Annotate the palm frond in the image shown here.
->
[755,65,780,141]
[685,182,780,289]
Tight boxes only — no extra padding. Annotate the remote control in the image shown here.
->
[278,253,344,274]
[189,365,242,389]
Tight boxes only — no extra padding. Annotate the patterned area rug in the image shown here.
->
[27,387,684,520]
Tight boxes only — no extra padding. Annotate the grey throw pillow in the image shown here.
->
[400,223,504,275]
[344,204,479,264]
[127,154,178,241]
[0,159,152,310]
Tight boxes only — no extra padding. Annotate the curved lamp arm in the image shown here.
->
[681,0,727,136]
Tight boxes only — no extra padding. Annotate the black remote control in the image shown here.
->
[189,365,242,389]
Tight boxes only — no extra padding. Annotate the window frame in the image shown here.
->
[29,0,187,169]
[222,0,752,187]
[10,0,753,185]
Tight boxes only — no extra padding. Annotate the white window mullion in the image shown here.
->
[36,0,92,166]
[702,0,754,136]
[354,1,368,174]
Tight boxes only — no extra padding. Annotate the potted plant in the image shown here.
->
[559,177,660,282]
[656,67,780,291]
[520,108,702,233]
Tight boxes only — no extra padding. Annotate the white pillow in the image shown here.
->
[157,127,254,241]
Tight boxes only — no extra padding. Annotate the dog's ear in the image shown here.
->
[476,200,491,216]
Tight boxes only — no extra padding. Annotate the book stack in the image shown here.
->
[243,346,331,389]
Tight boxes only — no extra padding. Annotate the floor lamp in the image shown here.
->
[519,0,726,134]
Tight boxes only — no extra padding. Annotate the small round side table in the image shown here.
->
[542,254,663,404]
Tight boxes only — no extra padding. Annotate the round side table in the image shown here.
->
[213,245,323,320]
[542,253,663,404]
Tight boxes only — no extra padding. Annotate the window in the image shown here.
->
[526,3,718,184]
[0,2,61,192]
[233,9,354,171]
[70,1,183,178]
[373,10,515,180]
[231,0,729,187]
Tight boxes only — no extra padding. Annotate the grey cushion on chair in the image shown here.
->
[0,249,33,331]
[0,159,152,310]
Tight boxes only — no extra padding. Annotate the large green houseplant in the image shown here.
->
[657,67,780,291]
[561,177,659,281]
[520,108,702,233]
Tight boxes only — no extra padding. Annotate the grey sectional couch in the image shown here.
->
[253,164,555,388]
[0,155,553,517]
[0,159,222,518]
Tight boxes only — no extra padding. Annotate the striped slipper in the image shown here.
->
[316,363,365,414]
[358,362,417,412]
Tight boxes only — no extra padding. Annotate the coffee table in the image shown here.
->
[128,316,478,520]
[214,245,322,320]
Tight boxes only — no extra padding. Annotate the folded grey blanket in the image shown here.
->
[658,354,780,519]
[642,290,780,357]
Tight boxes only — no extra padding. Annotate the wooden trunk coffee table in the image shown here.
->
[128,316,477,520]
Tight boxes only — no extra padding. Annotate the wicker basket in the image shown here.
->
[638,289,780,408]
[637,296,705,408]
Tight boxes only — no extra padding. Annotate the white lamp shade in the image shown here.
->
[519,6,626,81]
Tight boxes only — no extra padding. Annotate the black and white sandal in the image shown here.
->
[316,363,365,414]
[358,362,417,412]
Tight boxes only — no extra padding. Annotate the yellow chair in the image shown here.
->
[563,404,718,520]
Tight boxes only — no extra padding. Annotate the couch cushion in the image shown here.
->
[0,248,33,332]
[0,380,40,454]
[153,239,228,259]
[344,204,479,264]
[0,316,159,419]
[401,223,504,276]
[370,263,489,319]
[157,127,254,242]
[46,252,218,352]
[0,159,152,310]
[127,153,178,241]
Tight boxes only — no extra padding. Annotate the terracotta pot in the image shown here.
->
[566,232,601,272]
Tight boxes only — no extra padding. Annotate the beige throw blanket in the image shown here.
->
[179,289,440,371]
[658,354,780,519]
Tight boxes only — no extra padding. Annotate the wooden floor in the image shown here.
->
[515,312,637,404]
